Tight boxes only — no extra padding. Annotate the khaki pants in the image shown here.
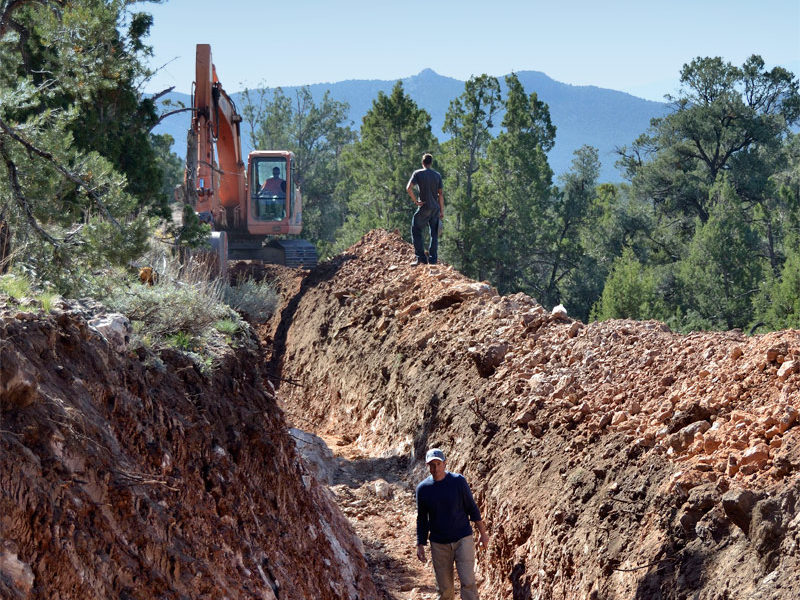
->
[430,535,479,600]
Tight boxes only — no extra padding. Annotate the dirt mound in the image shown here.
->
[270,230,800,599]
[0,302,378,599]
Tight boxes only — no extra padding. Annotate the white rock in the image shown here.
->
[0,551,34,594]
[289,428,336,484]
[777,360,796,381]
[374,479,393,499]
[88,313,131,352]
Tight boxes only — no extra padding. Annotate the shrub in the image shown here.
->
[591,248,657,321]
[0,273,31,300]
[223,277,278,322]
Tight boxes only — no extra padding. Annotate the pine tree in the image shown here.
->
[0,0,155,292]
[335,81,438,250]
[440,75,501,272]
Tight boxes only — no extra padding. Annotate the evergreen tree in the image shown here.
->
[440,75,501,272]
[752,242,800,330]
[677,180,764,329]
[537,145,600,311]
[619,55,799,229]
[0,0,153,292]
[335,81,438,250]
[577,182,661,320]
[472,73,555,295]
[592,247,659,321]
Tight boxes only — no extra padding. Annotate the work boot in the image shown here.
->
[410,256,427,266]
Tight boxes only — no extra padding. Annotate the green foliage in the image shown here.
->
[165,331,197,352]
[102,276,229,341]
[466,73,555,295]
[677,181,764,329]
[0,272,31,300]
[90,243,228,345]
[535,145,600,311]
[151,133,185,208]
[38,291,58,312]
[335,81,439,251]
[222,277,278,323]
[214,319,240,336]
[591,248,660,321]
[164,204,212,251]
[440,75,502,272]
[601,56,800,332]
[0,271,62,312]
[0,0,169,294]
[752,242,800,330]
[619,55,799,229]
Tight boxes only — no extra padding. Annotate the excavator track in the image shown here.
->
[227,234,318,269]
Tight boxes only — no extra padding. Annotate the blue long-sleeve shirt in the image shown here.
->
[416,472,482,545]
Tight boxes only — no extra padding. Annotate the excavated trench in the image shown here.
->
[2,229,800,600]
[262,230,800,600]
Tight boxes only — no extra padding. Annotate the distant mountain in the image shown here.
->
[153,69,668,183]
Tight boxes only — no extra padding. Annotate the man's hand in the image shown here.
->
[416,544,426,563]
[478,531,489,551]
[416,198,424,207]
[475,520,490,551]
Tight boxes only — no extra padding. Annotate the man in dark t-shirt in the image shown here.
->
[416,448,489,600]
[406,153,444,265]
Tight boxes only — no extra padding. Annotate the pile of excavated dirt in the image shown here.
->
[0,301,378,599]
[266,230,800,600]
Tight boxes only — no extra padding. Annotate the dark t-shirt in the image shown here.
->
[416,472,481,545]
[409,167,443,212]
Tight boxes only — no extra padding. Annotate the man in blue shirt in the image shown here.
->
[416,448,489,600]
[406,153,444,266]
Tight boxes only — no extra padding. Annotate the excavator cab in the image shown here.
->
[245,150,302,235]
[252,157,288,221]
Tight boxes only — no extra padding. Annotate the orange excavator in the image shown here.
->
[186,43,317,268]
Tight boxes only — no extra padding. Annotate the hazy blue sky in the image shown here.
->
[143,0,800,100]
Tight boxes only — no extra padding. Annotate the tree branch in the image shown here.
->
[1,0,66,36]
[149,85,175,103]
[151,106,194,129]
[0,134,60,246]
[0,116,122,229]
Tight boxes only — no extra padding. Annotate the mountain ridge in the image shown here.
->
[153,68,668,182]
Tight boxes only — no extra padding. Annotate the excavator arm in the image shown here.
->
[193,44,246,218]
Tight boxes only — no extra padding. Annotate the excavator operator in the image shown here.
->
[261,166,286,197]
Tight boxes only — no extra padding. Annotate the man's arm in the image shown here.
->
[407,177,423,206]
[438,187,444,218]
[474,519,489,550]
[416,488,429,562]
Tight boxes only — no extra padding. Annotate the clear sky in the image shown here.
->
[142,0,800,101]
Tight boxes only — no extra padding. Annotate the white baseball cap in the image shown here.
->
[425,448,445,463]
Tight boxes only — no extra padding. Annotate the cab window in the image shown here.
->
[251,157,287,221]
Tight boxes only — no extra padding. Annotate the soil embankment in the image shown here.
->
[0,301,378,599]
[266,230,800,600]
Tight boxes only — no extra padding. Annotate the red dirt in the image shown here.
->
[265,230,800,600]
[0,302,377,599]
[3,228,800,599]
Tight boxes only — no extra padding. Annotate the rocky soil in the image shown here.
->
[3,228,800,599]
[0,301,378,599]
[264,230,800,600]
